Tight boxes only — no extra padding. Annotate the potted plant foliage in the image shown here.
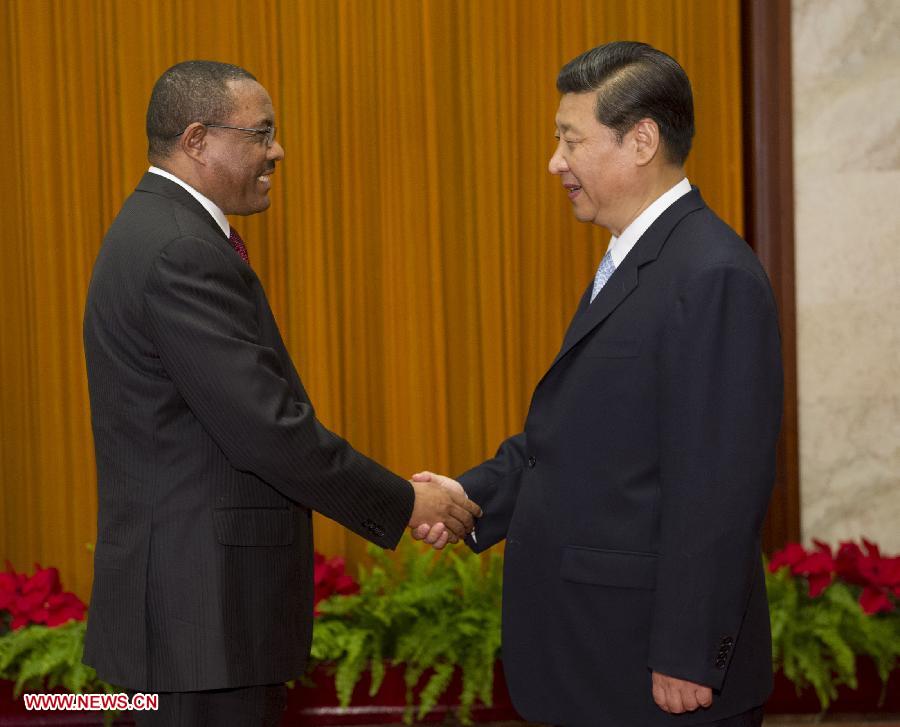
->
[305,540,505,724]
[766,539,900,711]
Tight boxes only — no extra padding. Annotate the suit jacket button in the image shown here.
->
[527,456,536,468]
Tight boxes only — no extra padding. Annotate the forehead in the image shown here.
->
[555,92,599,130]
[226,79,275,123]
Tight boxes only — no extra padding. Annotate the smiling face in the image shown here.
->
[201,79,285,216]
[548,92,642,236]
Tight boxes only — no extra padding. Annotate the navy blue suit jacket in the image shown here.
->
[460,189,783,726]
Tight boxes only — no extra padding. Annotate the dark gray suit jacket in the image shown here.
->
[82,172,414,691]
[460,189,783,726]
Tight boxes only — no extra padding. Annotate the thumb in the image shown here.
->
[411,471,437,482]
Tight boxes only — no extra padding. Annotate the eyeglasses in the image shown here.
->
[172,123,277,147]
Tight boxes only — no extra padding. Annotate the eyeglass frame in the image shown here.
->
[171,122,277,147]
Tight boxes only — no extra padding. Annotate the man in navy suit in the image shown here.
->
[414,42,782,726]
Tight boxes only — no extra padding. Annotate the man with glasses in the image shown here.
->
[82,60,480,726]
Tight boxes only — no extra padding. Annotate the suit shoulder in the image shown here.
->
[94,191,229,280]
[88,193,237,318]
[106,190,219,251]
[666,205,770,287]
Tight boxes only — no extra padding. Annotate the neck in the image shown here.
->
[609,166,685,237]
[153,158,209,198]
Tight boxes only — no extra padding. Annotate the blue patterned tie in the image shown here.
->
[590,250,616,303]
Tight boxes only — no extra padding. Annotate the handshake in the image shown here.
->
[407,471,479,550]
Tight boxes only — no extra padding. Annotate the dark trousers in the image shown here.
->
[698,705,765,727]
[130,684,287,727]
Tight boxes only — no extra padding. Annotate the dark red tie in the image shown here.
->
[228,227,250,264]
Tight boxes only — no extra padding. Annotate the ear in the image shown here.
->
[179,122,208,163]
[632,118,661,166]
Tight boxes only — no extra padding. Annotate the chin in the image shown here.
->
[569,198,598,224]
[235,198,271,216]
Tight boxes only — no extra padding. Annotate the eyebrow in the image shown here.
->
[555,121,578,134]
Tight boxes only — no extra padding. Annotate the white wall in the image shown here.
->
[793,0,900,550]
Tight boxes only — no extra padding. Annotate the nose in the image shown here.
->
[268,139,285,162]
[548,142,567,175]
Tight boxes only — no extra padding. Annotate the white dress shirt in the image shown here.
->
[606,177,692,267]
[148,166,230,238]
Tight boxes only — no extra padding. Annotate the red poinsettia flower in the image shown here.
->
[768,542,807,573]
[24,565,61,597]
[10,612,33,630]
[862,538,881,557]
[887,558,900,588]
[1,563,87,629]
[794,544,835,597]
[804,570,833,598]
[332,573,360,596]
[769,541,836,597]
[13,565,62,623]
[835,541,867,585]
[312,553,359,615]
[860,586,894,615]
[0,571,18,611]
[860,554,900,589]
[44,592,87,627]
[858,540,898,612]
[313,553,329,588]
[831,540,897,613]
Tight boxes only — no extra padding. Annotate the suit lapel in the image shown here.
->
[549,188,706,370]
[557,280,594,354]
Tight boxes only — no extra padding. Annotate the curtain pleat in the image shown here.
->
[0,0,742,599]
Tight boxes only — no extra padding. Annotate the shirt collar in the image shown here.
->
[148,166,230,238]
[607,177,692,267]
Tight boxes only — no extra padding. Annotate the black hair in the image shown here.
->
[146,60,256,161]
[557,41,694,164]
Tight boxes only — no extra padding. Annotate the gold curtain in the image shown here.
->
[0,0,742,601]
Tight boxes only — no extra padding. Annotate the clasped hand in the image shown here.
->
[408,471,480,549]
